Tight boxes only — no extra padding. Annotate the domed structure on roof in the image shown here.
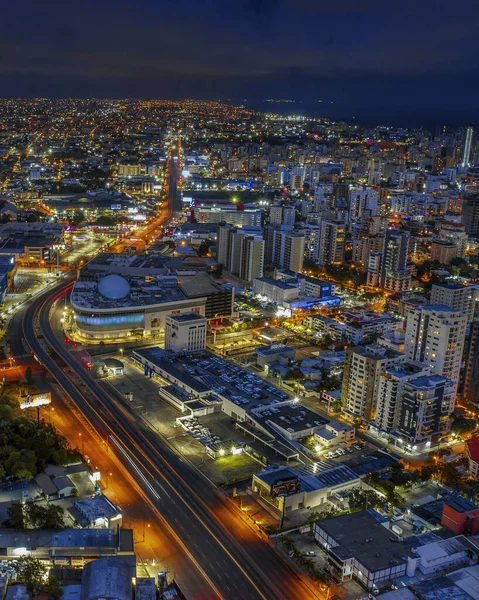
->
[97,274,131,300]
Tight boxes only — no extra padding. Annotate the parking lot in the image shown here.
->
[100,356,260,485]
[188,354,290,410]
[321,440,366,461]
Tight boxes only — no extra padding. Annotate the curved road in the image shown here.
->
[21,284,324,600]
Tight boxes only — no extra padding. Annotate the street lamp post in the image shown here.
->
[280,497,286,530]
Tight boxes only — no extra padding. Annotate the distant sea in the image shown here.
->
[241,99,475,131]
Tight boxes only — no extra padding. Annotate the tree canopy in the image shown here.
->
[0,389,80,481]
[348,489,383,512]
[451,416,477,437]
[6,501,65,529]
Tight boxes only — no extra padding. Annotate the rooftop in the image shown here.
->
[256,464,359,492]
[255,343,295,357]
[71,276,189,310]
[412,492,479,524]
[253,401,328,433]
[432,282,471,291]
[316,510,410,571]
[253,276,298,290]
[81,556,133,600]
[167,312,206,323]
[72,495,121,525]
[406,374,452,390]
[178,271,225,297]
[85,251,168,272]
[133,347,290,409]
[444,493,479,514]
[0,528,133,553]
[349,343,403,361]
[419,303,465,313]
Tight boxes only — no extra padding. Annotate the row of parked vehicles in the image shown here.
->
[323,440,366,459]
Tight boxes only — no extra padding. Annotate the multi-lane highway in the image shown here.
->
[19,282,324,600]
[111,138,181,253]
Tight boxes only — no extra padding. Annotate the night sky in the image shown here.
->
[5,0,479,125]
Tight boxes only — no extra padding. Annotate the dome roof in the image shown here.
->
[97,274,131,300]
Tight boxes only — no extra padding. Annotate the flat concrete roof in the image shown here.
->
[71,277,188,310]
[316,510,410,571]
[167,312,206,323]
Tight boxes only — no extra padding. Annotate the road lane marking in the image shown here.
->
[109,435,161,500]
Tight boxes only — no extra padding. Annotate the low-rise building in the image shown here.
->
[298,276,336,299]
[0,528,134,562]
[252,464,360,514]
[303,315,346,340]
[314,511,409,590]
[71,495,122,528]
[35,472,76,499]
[252,276,299,305]
[315,421,355,447]
[441,494,479,536]
[321,389,342,411]
[165,312,207,353]
[407,535,478,576]
[255,344,296,370]
[344,313,400,345]
[466,437,479,478]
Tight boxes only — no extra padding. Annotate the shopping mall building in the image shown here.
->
[70,273,206,341]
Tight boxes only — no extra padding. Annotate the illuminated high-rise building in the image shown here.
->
[272,229,305,272]
[318,221,345,267]
[404,304,467,394]
[461,126,475,167]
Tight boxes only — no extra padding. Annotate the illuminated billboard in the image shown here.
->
[19,392,52,410]
[271,476,300,499]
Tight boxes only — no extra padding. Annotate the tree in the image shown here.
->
[6,502,25,528]
[96,215,116,227]
[348,489,382,512]
[451,416,477,437]
[197,240,214,257]
[37,503,65,529]
[72,210,85,225]
[389,462,412,487]
[438,463,462,488]
[212,263,223,278]
[15,556,47,597]
[331,400,342,414]
[42,575,64,600]
[0,405,80,482]
[25,502,64,529]
[317,334,334,351]
[25,367,33,385]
